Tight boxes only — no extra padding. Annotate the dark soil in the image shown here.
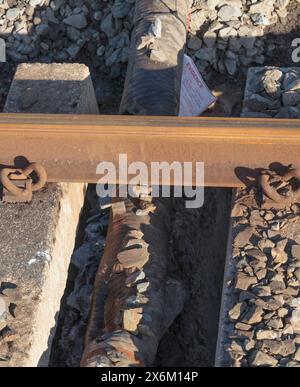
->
[155,190,232,367]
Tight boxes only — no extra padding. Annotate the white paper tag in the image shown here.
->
[179,54,216,117]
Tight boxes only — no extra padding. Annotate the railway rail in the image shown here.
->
[1,114,300,189]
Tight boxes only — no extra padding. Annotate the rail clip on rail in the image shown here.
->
[0,163,47,203]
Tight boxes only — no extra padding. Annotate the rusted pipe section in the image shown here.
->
[81,0,191,367]
[120,0,191,115]
[81,197,185,367]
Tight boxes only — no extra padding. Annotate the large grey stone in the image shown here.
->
[63,14,87,29]
[218,5,242,22]
[6,8,19,21]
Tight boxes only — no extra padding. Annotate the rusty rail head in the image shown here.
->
[1,114,300,187]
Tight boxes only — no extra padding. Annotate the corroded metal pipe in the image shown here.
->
[81,0,190,367]
[81,197,185,367]
[120,0,190,115]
